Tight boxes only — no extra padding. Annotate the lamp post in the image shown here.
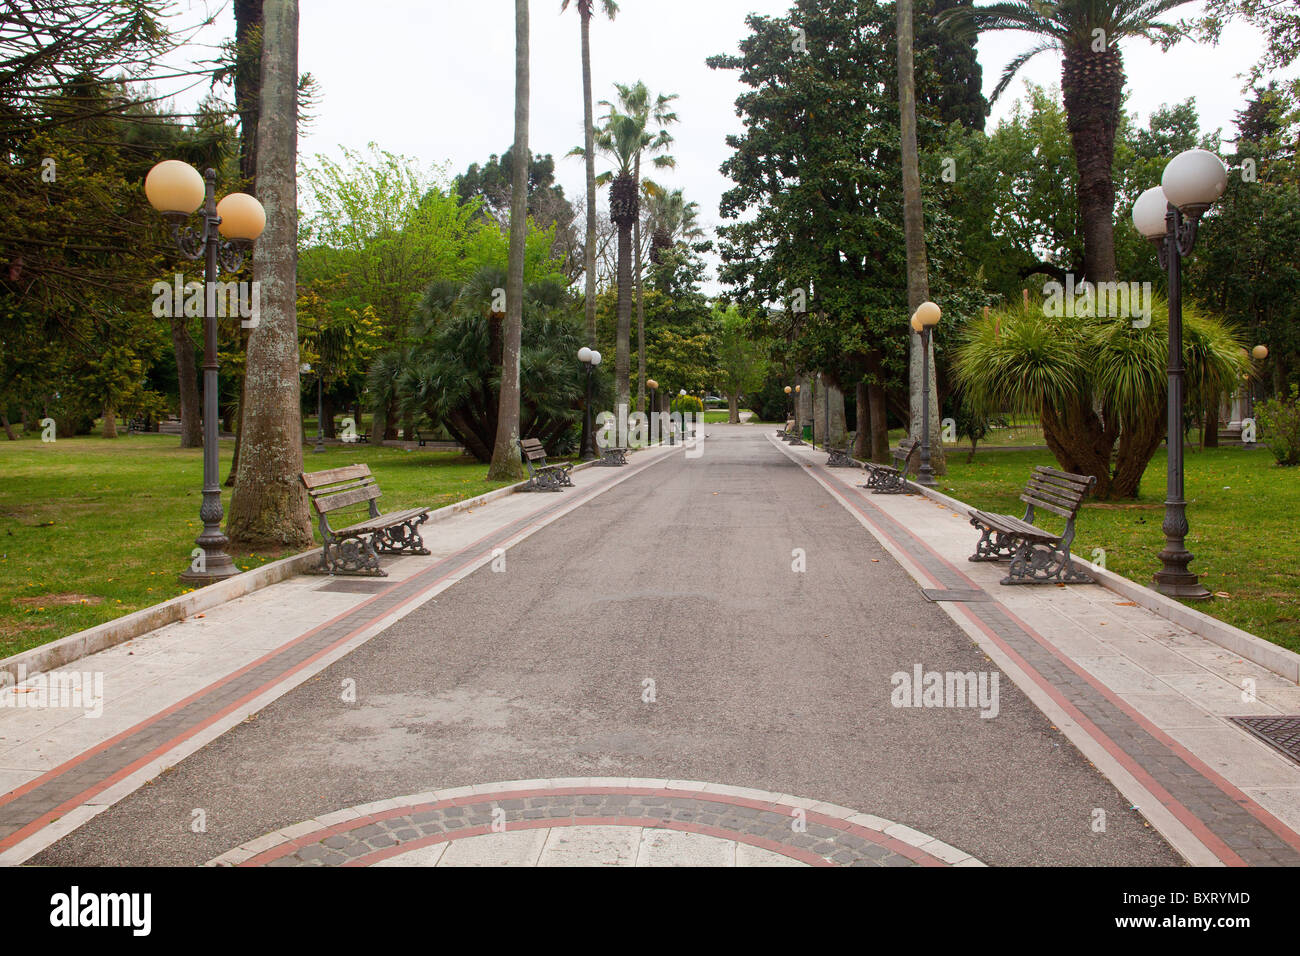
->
[647,379,659,443]
[1249,345,1268,421]
[146,160,265,585]
[910,301,941,487]
[784,385,792,424]
[578,347,602,461]
[1131,147,1228,601]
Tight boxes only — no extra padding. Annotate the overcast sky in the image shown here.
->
[170,0,1290,287]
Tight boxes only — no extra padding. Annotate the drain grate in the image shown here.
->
[920,588,991,603]
[1228,716,1300,765]
[314,579,391,593]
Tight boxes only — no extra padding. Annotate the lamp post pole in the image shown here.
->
[911,302,941,487]
[185,170,238,583]
[1151,201,1210,599]
[647,379,658,443]
[147,161,265,585]
[918,325,935,486]
[1132,148,1226,601]
[578,347,601,460]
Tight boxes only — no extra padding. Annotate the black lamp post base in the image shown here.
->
[1152,563,1212,601]
[916,465,937,487]
[179,553,241,586]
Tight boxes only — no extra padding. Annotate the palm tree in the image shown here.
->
[487,0,530,481]
[897,0,944,474]
[227,0,312,548]
[938,0,1193,284]
[560,0,619,350]
[952,297,1248,498]
[644,187,702,264]
[589,82,677,411]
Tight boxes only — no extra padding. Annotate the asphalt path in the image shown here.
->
[35,426,1181,866]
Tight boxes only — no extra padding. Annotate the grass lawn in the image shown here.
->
[0,434,515,657]
[702,410,755,423]
[936,447,1300,654]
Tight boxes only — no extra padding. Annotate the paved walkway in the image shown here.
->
[2,426,1297,866]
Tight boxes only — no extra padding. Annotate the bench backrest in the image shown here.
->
[301,464,382,520]
[1021,466,1095,521]
[893,437,920,469]
[518,437,549,463]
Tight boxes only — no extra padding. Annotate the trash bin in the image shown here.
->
[802,424,812,441]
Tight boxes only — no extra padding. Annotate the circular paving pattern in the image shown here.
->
[208,779,983,868]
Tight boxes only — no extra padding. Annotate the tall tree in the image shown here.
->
[488,0,531,481]
[588,82,676,411]
[560,0,619,348]
[607,82,678,413]
[897,0,944,473]
[227,0,312,547]
[938,0,1194,285]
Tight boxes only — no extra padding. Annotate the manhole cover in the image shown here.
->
[314,579,391,593]
[1228,716,1300,765]
[921,588,991,603]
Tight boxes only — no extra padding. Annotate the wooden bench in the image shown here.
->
[518,437,573,491]
[595,445,629,466]
[859,437,920,493]
[968,466,1097,585]
[826,444,859,468]
[301,465,430,576]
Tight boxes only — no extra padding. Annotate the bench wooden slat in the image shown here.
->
[1033,466,1092,489]
[1026,474,1089,497]
[336,507,430,536]
[305,477,371,500]
[1024,481,1087,510]
[301,464,371,489]
[970,510,1059,542]
[1019,494,1075,520]
[314,481,383,513]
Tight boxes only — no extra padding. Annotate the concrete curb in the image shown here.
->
[0,450,644,684]
[900,479,1300,685]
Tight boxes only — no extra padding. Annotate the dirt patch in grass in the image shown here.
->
[13,593,104,607]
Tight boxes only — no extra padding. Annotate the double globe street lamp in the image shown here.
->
[646,379,659,442]
[577,346,602,461]
[910,301,941,487]
[146,160,266,585]
[1131,147,1228,601]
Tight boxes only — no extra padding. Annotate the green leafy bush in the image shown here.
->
[670,394,704,415]
[1256,386,1300,466]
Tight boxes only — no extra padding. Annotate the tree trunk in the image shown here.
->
[851,382,869,459]
[0,412,14,441]
[728,392,739,424]
[225,334,248,486]
[580,11,598,347]
[634,157,646,414]
[1061,41,1123,284]
[1203,395,1219,447]
[102,404,117,439]
[226,0,312,548]
[487,0,530,481]
[170,316,203,448]
[322,391,336,438]
[234,0,264,188]
[896,0,945,475]
[611,173,636,414]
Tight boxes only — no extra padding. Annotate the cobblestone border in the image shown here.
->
[207,779,984,868]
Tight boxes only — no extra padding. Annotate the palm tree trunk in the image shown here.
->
[580,12,598,347]
[1061,41,1123,284]
[487,0,529,481]
[226,0,312,548]
[633,158,645,414]
[896,0,944,475]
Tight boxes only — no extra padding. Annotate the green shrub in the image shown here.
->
[670,394,704,415]
[1256,386,1300,466]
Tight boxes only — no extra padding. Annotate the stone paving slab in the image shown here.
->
[774,436,1300,866]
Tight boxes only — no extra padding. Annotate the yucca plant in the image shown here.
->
[368,267,594,463]
[953,297,1249,497]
